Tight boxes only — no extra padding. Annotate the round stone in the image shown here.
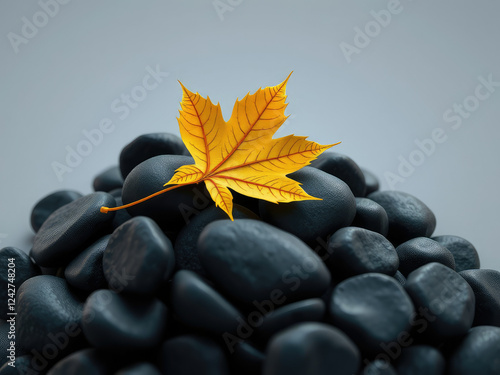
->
[47,349,115,375]
[31,192,116,267]
[170,270,243,336]
[326,227,399,279]
[394,345,445,375]
[393,270,407,286]
[259,166,356,248]
[119,132,189,179]
[352,198,389,236]
[158,335,230,375]
[17,275,84,354]
[116,362,161,375]
[82,289,167,349]
[198,219,331,305]
[230,341,265,375]
[396,237,455,276]
[30,190,83,232]
[65,236,110,292]
[121,155,211,234]
[257,298,325,340]
[329,273,414,353]
[0,247,39,318]
[263,322,360,375]
[362,360,397,375]
[361,168,380,196]
[368,191,436,246]
[459,269,500,327]
[432,235,480,272]
[448,326,500,375]
[103,216,175,294]
[310,152,366,197]
[93,166,123,192]
[174,204,259,276]
[404,262,475,340]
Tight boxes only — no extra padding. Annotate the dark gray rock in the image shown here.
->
[432,235,480,272]
[405,262,475,340]
[259,166,356,248]
[158,335,230,375]
[310,152,366,196]
[31,190,83,233]
[82,289,167,349]
[263,322,360,375]
[119,132,189,179]
[368,191,436,246]
[198,219,331,305]
[65,236,110,292]
[330,273,414,354]
[116,362,161,375]
[326,227,399,279]
[174,205,259,276]
[352,198,389,236]
[103,216,174,294]
[448,326,500,375]
[0,247,39,318]
[93,166,124,192]
[361,168,380,196]
[396,237,455,276]
[17,275,84,354]
[31,192,116,267]
[170,270,243,336]
[394,345,445,375]
[459,269,500,327]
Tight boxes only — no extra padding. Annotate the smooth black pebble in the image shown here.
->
[121,155,211,233]
[362,360,397,375]
[170,270,243,336]
[64,235,110,292]
[404,262,475,340]
[394,345,445,375]
[459,269,500,326]
[82,289,167,349]
[352,197,389,236]
[257,298,325,341]
[103,216,174,294]
[310,152,366,196]
[30,190,83,232]
[116,362,161,375]
[263,322,360,375]
[330,273,414,354]
[119,132,189,179]
[368,191,436,246]
[326,227,399,279]
[0,247,39,318]
[31,192,116,267]
[361,168,380,195]
[259,166,356,248]
[432,235,480,272]
[93,166,123,192]
[158,335,230,375]
[394,270,407,286]
[47,349,117,375]
[448,325,500,375]
[229,341,265,375]
[174,204,259,276]
[396,237,455,276]
[198,219,330,305]
[17,275,83,354]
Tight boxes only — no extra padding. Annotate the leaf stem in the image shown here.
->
[100,184,185,213]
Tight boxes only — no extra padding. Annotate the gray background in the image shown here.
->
[1,1,499,269]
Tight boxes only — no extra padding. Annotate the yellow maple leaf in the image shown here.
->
[101,73,339,219]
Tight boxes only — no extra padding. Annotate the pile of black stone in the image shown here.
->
[1,132,499,375]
